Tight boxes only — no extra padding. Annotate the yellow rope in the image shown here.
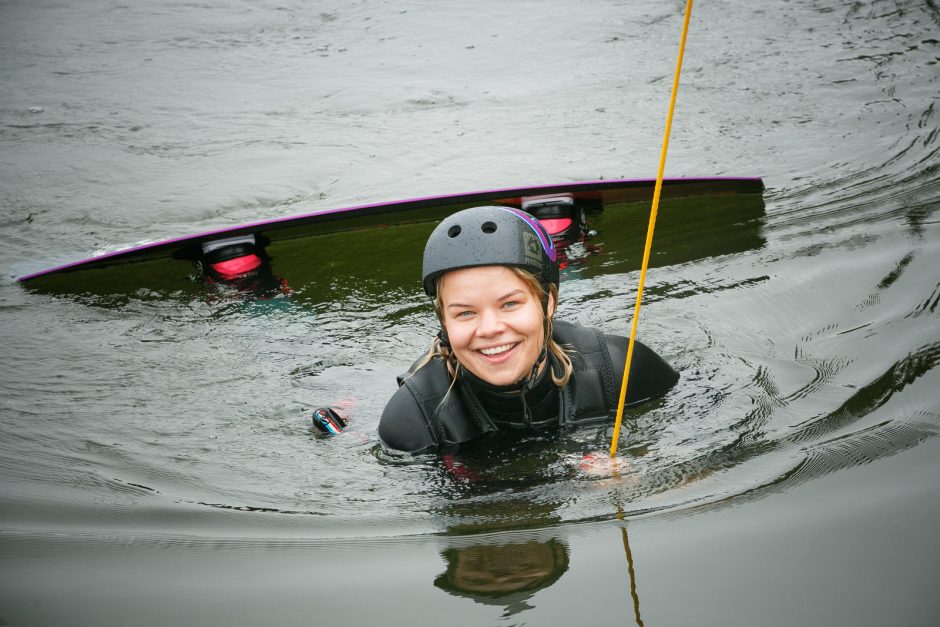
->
[610,0,694,458]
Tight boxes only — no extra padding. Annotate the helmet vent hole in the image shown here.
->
[481,221,497,234]
[447,225,462,238]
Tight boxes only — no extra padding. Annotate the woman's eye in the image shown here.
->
[502,301,520,309]
[455,310,474,319]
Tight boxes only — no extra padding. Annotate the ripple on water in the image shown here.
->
[1,0,939,545]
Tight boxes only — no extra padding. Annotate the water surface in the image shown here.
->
[1,0,938,624]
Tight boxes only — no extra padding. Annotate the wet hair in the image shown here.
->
[416,267,574,388]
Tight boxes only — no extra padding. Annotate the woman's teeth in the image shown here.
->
[479,344,514,356]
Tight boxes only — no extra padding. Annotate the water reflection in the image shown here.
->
[434,538,570,618]
[617,514,645,627]
[433,516,646,625]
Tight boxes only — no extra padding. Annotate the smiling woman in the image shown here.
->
[378,205,680,454]
[440,265,554,388]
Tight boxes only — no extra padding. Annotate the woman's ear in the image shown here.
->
[547,291,557,318]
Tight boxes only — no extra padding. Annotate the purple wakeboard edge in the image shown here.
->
[17,176,763,282]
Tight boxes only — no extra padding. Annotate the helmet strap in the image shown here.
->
[526,346,547,386]
[519,344,549,426]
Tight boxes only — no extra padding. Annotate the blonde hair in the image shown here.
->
[415,267,574,387]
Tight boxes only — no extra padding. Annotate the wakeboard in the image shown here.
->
[17,177,764,296]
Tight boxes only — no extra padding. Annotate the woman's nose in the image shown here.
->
[476,308,505,336]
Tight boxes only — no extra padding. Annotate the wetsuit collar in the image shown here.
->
[460,349,558,427]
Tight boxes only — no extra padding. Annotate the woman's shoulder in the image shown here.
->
[553,319,607,349]
[378,383,437,454]
[601,331,679,405]
[554,319,661,357]
[381,352,461,454]
[555,318,678,404]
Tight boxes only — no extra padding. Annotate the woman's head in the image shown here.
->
[434,265,554,387]
[420,206,571,387]
[422,205,558,300]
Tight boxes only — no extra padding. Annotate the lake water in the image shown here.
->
[1,0,938,625]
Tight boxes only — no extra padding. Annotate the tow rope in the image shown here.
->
[610,0,694,458]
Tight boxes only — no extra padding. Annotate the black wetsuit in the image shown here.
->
[379,320,678,454]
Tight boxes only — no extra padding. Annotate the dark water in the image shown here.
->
[1,0,938,625]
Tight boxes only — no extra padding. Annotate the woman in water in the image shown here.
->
[379,205,678,454]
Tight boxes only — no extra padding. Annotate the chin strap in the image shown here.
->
[519,344,548,426]
[436,328,451,349]
[518,307,554,425]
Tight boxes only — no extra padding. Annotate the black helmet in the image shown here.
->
[422,206,558,298]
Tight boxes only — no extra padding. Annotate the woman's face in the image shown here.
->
[439,266,552,387]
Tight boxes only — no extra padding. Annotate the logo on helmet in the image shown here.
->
[522,230,542,269]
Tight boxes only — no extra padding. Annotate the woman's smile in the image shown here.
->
[478,343,517,357]
[439,266,549,387]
